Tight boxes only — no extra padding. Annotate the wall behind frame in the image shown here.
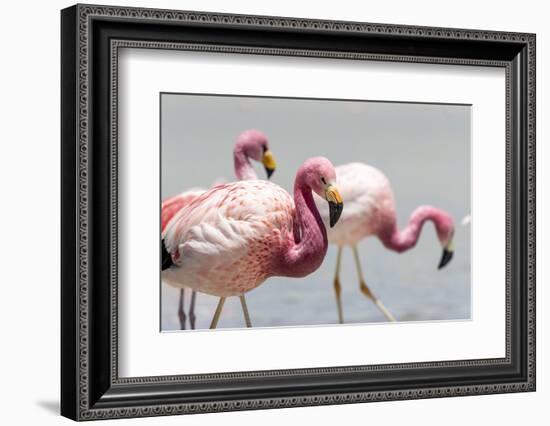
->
[0,0,546,425]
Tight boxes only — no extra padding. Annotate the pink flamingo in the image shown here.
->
[314,162,455,323]
[161,157,344,328]
[162,129,277,329]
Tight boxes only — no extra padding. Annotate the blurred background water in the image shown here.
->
[160,94,471,330]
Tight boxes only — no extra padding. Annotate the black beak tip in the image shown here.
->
[438,248,454,270]
[265,167,275,179]
[328,202,344,228]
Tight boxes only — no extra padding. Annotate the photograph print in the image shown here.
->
[160,93,471,331]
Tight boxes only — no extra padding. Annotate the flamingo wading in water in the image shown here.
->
[161,129,277,329]
[161,157,344,328]
[314,162,455,324]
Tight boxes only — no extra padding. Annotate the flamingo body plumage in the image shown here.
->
[161,129,276,329]
[315,162,454,252]
[315,163,394,247]
[162,157,344,320]
[314,162,455,323]
[163,180,295,297]
[161,188,205,233]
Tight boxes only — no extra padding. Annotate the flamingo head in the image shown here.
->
[235,129,277,179]
[299,157,344,228]
[436,213,455,269]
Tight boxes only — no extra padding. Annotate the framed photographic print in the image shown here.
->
[61,3,536,421]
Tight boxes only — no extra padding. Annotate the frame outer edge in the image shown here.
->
[60,4,80,422]
[67,4,536,420]
[527,33,536,390]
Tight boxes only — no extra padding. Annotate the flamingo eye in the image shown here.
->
[321,177,327,184]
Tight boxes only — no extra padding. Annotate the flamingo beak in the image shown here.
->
[262,150,276,179]
[438,240,454,269]
[325,185,344,227]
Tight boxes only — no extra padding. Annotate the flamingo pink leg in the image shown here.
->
[188,290,197,330]
[239,295,252,328]
[177,289,186,330]
[333,246,344,324]
[352,245,396,322]
[314,162,455,324]
[210,297,226,329]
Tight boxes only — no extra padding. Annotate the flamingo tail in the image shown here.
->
[161,239,173,271]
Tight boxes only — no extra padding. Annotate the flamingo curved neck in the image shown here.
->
[275,183,328,277]
[234,147,257,180]
[380,206,445,253]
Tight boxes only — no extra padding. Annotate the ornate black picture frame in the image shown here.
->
[61,3,535,421]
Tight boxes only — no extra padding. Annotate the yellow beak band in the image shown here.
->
[262,150,277,179]
[325,185,343,204]
[262,150,277,170]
